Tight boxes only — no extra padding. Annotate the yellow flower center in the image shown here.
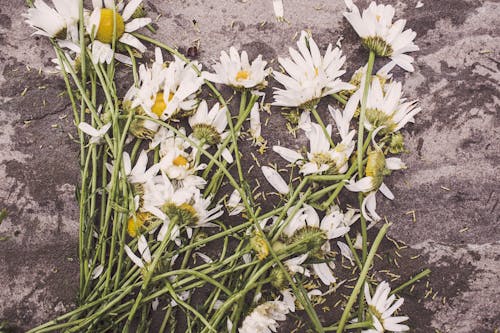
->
[127,212,151,238]
[235,70,250,81]
[179,203,197,216]
[314,66,319,77]
[151,92,174,117]
[173,155,188,167]
[96,8,125,44]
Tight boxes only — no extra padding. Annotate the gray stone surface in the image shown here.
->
[0,0,499,331]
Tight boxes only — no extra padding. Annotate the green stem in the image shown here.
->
[331,93,348,105]
[358,51,376,268]
[311,106,335,147]
[357,50,375,180]
[336,223,389,333]
[123,220,176,332]
[324,320,372,331]
[391,268,431,295]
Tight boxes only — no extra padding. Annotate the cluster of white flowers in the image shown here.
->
[114,47,271,267]
[26,1,419,332]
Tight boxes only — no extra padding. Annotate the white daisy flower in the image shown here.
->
[141,174,190,221]
[86,0,151,64]
[345,129,406,223]
[129,49,204,121]
[155,127,186,157]
[188,189,224,229]
[273,117,356,176]
[144,175,222,233]
[158,129,206,188]
[282,204,355,285]
[272,31,354,109]
[124,234,152,269]
[203,47,271,90]
[152,130,211,189]
[343,0,419,72]
[157,56,204,119]
[239,290,295,333]
[189,100,227,144]
[188,100,233,163]
[261,166,290,194]
[364,78,422,134]
[24,0,79,41]
[363,281,409,332]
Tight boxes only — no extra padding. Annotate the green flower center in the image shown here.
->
[389,132,406,154]
[362,36,393,57]
[365,108,397,133]
[54,27,67,40]
[365,150,386,190]
[162,202,199,225]
[311,152,338,174]
[123,105,157,139]
[288,226,327,255]
[192,124,221,145]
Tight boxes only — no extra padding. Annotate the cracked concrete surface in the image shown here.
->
[0,0,499,331]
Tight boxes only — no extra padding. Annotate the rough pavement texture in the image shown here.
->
[0,0,499,331]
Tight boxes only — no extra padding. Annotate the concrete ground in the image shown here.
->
[0,0,499,332]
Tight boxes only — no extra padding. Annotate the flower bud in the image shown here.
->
[250,231,269,261]
[270,267,289,290]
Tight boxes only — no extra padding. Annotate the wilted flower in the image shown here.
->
[24,0,79,41]
[272,31,354,109]
[363,281,409,332]
[343,0,419,71]
[239,290,295,333]
[273,113,356,176]
[203,47,271,90]
[364,78,421,134]
[346,129,406,222]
